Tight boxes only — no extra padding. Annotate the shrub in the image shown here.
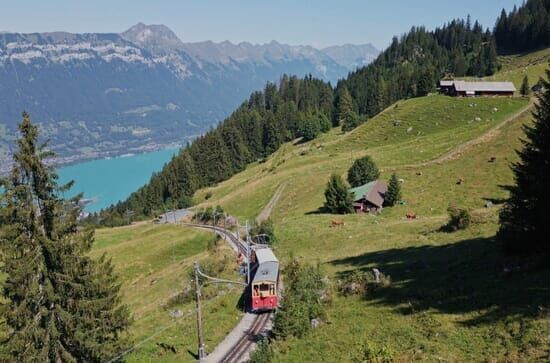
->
[273,259,326,339]
[348,156,380,187]
[299,116,321,142]
[445,206,471,231]
[205,191,212,200]
[342,112,361,132]
[338,269,391,296]
[360,341,394,363]
[249,338,273,363]
[250,218,276,244]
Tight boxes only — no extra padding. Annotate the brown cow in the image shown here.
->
[406,212,417,220]
[330,219,345,227]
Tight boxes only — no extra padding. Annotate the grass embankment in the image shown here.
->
[192,54,549,360]
[92,224,244,362]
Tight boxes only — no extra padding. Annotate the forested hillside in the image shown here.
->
[91,75,334,225]
[338,19,498,118]
[494,0,550,53]
[92,1,541,226]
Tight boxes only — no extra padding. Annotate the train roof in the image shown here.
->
[254,248,278,265]
[252,248,279,283]
[252,261,278,283]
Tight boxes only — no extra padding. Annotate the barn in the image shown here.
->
[439,80,516,97]
[350,180,388,214]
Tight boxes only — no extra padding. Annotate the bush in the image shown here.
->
[342,112,361,132]
[249,338,273,363]
[299,116,321,142]
[445,206,471,231]
[348,156,380,187]
[359,341,394,363]
[273,259,326,339]
[250,218,276,244]
[338,269,391,296]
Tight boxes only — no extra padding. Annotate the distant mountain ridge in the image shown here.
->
[0,23,378,172]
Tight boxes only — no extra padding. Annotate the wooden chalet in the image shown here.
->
[349,180,388,214]
[438,80,516,97]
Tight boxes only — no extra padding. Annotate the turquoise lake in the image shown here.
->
[58,148,178,212]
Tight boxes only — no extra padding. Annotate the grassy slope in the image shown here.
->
[192,53,549,361]
[466,47,550,91]
[92,224,244,362]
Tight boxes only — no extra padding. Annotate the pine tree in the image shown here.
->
[324,174,354,214]
[334,87,354,126]
[347,156,380,187]
[0,113,131,361]
[498,70,550,255]
[384,173,402,207]
[342,112,362,132]
[520,75,530,96]
[298,114,320,142]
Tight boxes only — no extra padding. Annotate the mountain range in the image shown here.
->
[0,23,378,171]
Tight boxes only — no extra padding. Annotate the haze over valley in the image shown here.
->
[0,23,378,173]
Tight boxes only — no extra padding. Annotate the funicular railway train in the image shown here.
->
[250,247,279,311]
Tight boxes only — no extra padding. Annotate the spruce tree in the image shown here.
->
[520,75,530,96]
[498,70,550,255]
[347,156,380,187]
[334,87,354,126]
[324,174,354,214]
[0,113,131,361]
[385,173,402,207]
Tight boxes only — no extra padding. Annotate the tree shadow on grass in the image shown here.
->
[330,235,550,326]
[304,206,329,215]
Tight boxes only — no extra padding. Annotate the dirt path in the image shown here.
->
[256,183,286,223]
[388,100,534,171]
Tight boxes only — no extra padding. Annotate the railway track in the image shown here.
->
[221,312,272,363]
[183,222,276,362]
[183,223,248,255]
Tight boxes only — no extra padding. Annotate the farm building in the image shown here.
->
[438,80,516,97]
[350,180,388,214]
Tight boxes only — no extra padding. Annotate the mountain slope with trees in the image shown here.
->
[90,75,334,225]
[338,19,498,119]
[93,12,511,225]
[494,0,550,53]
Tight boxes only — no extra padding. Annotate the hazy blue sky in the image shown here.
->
[0,0,523,49]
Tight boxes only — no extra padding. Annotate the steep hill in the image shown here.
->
[79,47,549,361]
[184,50,549,360]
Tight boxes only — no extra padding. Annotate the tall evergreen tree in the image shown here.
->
[0,113,130,361]
[385,173,402,207]
[498,70,550,255]
[324,174,354,214]
[521,75,531,96]
[334,87,354,126]
[347,156,380,187]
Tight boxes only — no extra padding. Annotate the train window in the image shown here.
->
[269,285,275,295]
[260,284,269,291]
[253,285,259,297]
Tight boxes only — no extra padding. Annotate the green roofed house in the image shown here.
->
[350,180,388,214]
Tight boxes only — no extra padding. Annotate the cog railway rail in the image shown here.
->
[183,221,278,362]
[220,312,271,363]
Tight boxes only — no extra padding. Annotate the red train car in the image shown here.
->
[250,247,279,311]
